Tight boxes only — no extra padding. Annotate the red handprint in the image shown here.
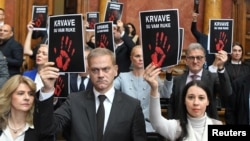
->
[97,34,109,48]
[214,31,228,51]
[108,10,118,21]
[54,76,64,96]
[34,14,44,27]
[88,19,96,29]
[54,36,75,71]
[148,32,171,67]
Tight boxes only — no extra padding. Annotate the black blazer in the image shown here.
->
[0,128,54,141]
[115,33,135,74]
[167,69,232,119]
[225,74,250,124]
[35,89,147,141]
[0,37,23,76]
[70,73,93,93]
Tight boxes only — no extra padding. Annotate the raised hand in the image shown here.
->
[143,63,162,96]
[148,32,171,67]
[215,31,228,51]
[54,36,75,71]
[39,62,59,93]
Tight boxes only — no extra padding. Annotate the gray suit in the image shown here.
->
[34,89,147,141]
[167,69,232,119]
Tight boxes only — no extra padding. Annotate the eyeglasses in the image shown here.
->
[186,56,204,61]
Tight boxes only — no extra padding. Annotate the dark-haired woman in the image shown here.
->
[144,64,223,141]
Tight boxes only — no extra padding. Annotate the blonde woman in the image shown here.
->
[0,75,53,141]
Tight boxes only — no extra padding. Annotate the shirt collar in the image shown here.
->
[189,69,203,77]
[231,60,242,64]
[93,86,115,104]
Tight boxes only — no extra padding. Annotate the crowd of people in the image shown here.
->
[0,6,250,141]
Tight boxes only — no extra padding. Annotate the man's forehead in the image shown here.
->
[188,49,204,54]
[2,25,11,30]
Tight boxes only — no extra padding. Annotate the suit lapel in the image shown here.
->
[86,80,93,90]
[85,91,98,140]
[179,72,188,88]
[201,70,209,80]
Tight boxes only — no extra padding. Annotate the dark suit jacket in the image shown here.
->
[0,128,54,141]
[0,37,23,76]
[115,33,135,75]
[225,74,250,124]
[35,89,147,141]
[167,69,232,119]
[70,73,93,92]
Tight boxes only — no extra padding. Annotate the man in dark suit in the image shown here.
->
[191,12,215,68]
[0,24,23,76]
[225,71,250,125]
[35,47,146,141]
[167,43,232,119]
[114,20,135,75]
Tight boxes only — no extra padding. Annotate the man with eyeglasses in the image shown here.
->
[166,42,232,119]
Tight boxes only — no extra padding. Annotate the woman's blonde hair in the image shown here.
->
[0,75,36,129]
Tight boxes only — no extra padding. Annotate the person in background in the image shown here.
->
[70,46,93,93]
[208,42,250,108]
[125,22,140,45]
[114,20,135,74]
[144,65,222,140]
[0,8,5,26]
[114,45,172,133]
[209,42,250,83]
[191,12,214,68]
[0,75,54,141]
[0,24,23,76]
[225,70,250,125]
[23,21,48,63]
[34,47,146,141]
[0,50,9,88]
[86,35,95,49]
[166,43,232,119]
[23,44,48,91]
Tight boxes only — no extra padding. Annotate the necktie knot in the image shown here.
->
[191,74,198,80]
[98,95,106,103]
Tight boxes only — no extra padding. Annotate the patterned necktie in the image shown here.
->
[97,95,106,141]
[191,74,198,80]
